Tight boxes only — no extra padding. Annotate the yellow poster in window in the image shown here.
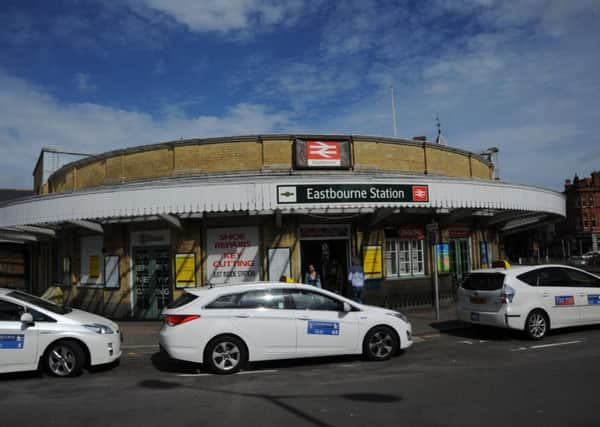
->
[363,245,382,279]
[89,255,100,279]
[175,253,196,288]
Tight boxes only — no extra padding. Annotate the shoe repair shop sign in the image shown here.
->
[277,184,429,204]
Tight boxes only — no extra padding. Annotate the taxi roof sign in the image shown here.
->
[491,260,511,269]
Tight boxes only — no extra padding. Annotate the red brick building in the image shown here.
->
[564,171,600,254]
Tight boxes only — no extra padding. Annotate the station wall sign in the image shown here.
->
[294,139,351,169]
[277,184,429,204]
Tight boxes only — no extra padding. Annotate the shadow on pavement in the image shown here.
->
[431,321,525,341]
[150,351,205,374]
[434,320,600,341]
[88,358,121,374]
[0,370,43,382]
[150,350,371,374]
[137,379,403,427]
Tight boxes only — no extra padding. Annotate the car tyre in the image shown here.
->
[524,310,548,340]
[44,340,85,377]
[363,326,398,361]
[204,335,248,374]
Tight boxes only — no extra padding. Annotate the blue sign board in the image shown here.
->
[0,334,24,349]
[307,321,340,336]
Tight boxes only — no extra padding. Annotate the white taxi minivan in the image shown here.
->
[457,264,600,339]
[159,282,413,374]
[0,288,121,376]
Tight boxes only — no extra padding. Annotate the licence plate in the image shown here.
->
[470,296,487,304]
[471,312,480,321]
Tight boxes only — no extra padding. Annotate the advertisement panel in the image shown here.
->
[207,227,260,284]
[436,243,450,273]
[363,245,383,279]
[175,253,196,288]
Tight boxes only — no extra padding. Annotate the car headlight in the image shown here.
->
[386,311,408,323]
[83,323,115,334]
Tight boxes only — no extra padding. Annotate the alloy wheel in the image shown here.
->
[527,312,547,339]
[211,341,241,371]
[48,345,77,376]
[369,331,394,358]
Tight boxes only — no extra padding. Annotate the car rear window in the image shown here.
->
[166,292,198,309]
[462,273,505,291]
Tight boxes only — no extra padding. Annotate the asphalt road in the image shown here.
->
[2,325,600,427]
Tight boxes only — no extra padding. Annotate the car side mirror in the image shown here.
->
[20,312,34,325]
[342,302,352,312]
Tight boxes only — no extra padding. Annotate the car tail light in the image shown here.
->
[165,314,201,326]
[500,286,516,304]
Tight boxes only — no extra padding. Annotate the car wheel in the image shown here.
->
[525,310,548,340]
[44,340,85,377]
[205,336,247,374]
[363,326,398,361]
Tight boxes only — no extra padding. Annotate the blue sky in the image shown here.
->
[1,0,599,190]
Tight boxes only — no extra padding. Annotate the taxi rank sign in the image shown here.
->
[277,184,429,204]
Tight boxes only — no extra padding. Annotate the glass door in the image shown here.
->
[133,246,172,319]
[449,238,471,283]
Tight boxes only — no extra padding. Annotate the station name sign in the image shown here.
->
[277,184,429,204]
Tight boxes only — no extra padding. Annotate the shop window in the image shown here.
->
[385,239,425,278]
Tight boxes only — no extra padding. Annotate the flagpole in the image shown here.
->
[390,85,398,137]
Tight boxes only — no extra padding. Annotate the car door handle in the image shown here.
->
[579,293,586,297]
[235,313,250,318]
[298,315,310,320]
[542,292,549,297]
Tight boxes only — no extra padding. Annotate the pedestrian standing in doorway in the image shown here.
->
[348,258,365,303]
[304,264,322,288]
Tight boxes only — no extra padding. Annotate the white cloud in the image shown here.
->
[132,0,306,33]
[0,70,290,188]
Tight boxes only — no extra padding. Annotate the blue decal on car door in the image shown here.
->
[0,334,25,349]
[307,321,340,335]
[587,295,600,305]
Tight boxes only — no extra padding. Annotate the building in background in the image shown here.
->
[562,171,600,255]
[0,189,35,290]
[0,135,565,318]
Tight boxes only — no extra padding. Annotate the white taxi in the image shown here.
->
[457,264,600,339]
[159,282,412,374]
[0,288,121,376]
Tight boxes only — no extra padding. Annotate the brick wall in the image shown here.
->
[46,136,493,193]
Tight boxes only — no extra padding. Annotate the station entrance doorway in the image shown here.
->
[299,225,350,296]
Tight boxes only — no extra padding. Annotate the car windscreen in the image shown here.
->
[462,273,505,291]
[7,291,71,314]
[166,292,199,309]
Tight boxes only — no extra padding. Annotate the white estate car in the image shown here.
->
[159,282,412,374]
[457,264,600,339]
[0,288,121,376]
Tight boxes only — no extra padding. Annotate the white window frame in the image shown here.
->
[385,238,425,278]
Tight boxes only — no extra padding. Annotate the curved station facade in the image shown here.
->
[0,135,565,319]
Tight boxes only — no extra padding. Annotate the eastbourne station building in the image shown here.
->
[0,135,565,319]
